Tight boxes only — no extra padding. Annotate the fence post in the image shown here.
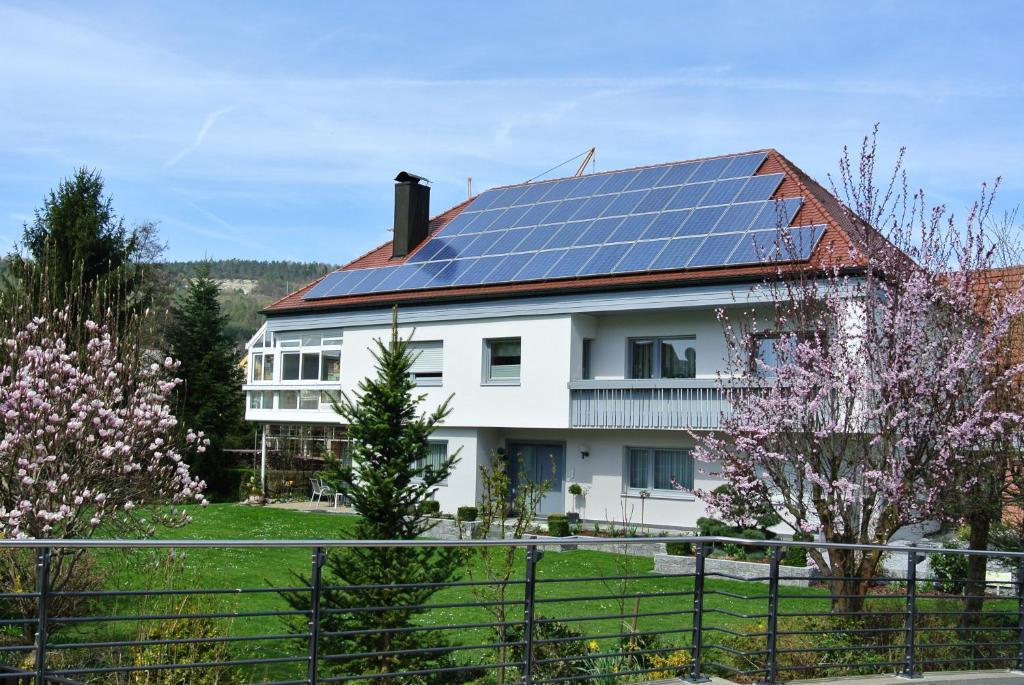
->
[759,545,782,685]
[902,544,919,679]
[308,546,325,685]
[687,541,710,683]
[34,546,51,685]
[522,544,542,685]
[1016,559,1024,672]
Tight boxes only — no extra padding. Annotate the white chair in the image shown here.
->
[310,478,335,504]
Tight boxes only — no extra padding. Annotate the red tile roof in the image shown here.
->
[265,149,876,315]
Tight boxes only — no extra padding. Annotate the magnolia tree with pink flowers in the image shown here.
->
[0,301,209,634]
[0,310,208,541]
[694,131,1024,611]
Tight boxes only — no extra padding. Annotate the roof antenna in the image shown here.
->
[467,176,473,200]
[574,147,596,176]
[527,147,598,183]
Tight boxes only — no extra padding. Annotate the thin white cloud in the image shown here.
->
[163,106,237,169]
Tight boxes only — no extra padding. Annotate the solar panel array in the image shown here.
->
[304,152,826,300]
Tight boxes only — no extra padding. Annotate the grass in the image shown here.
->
[34,504,1020,682]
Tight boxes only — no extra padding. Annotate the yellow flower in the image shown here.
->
[587,640,599,651]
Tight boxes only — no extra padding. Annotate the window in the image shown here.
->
[320,390,341,408]
[751,332,812,377]
[281,353,300,381]
[408,341,443,385]
[270,331,341,382]
[582,339,593,380]
[321,350,341,381]
[275,329,343,348]
[279,390,299,410]
[300,352,320,380]
[626,447,694,493]
[299,390,319,410]
[629,337,696,379]
[484,338,521,384]
[248,391,274,409]
[251,353,274,382]
[414,441,450,485]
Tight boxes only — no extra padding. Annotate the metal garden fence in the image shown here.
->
[0,535,1022,684]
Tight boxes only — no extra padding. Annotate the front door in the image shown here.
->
[507,442,565,517]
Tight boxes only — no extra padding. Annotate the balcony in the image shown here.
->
[568,378,734,430]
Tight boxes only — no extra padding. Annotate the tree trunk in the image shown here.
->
[961,510,992,627]
[827,548,870,613]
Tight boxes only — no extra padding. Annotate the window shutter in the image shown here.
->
[409,341,443,374]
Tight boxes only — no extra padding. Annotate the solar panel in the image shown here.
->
[613,239,668,273]
[517,249,567,280]
[689,234,744,268]
[302,151,823,300]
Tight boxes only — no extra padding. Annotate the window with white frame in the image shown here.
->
[483,338,521,384]
[248,391,274,409]
[408,341,443,385]
[279,390,299,410]
[251,352,275,382]
[319,389,341,409]
[625,447,694,493]
[414,441,450,485]
[273,329,343,382]
[629,337,696,379]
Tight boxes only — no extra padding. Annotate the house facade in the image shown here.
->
[243,149,867,530]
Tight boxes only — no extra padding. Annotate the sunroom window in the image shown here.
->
[251,353,275,382]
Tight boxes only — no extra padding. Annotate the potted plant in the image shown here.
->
[567,483,586,524]
[245,474,265,505]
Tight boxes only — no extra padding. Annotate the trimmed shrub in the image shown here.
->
[548,513,570,537]
[696,516,734,537]
[666,541,693,556]
[931,549,969,593]
[568,483,584,496]
[420,500,441,516]
[739,528,768,558]
[456,506,478,522]
[784,531,813,567]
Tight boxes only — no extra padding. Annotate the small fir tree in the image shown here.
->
[284,309,465,683]
[164,262,245,499]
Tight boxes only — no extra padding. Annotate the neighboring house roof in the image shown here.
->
[266,149,879,315]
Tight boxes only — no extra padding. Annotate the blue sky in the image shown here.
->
[1,1,1022,263]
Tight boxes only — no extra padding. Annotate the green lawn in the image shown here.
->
[42,504,1015,682]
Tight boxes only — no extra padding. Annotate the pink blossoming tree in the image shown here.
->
[0,304,208,633]
[693,131,1024,611]
[0,309,208,539]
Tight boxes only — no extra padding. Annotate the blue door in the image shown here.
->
[507,442,565,517]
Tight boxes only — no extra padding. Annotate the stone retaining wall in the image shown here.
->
[652,553,817,587]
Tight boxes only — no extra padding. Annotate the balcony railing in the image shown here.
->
[569,379,739,430]
[3,536,1022,684]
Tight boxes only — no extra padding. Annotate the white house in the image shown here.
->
[242,150,867,530]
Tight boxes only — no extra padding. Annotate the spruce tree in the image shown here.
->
[164,262,245,498]
[284,311,466,683]
[3,167,165,325]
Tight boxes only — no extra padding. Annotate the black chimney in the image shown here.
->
[392,171,430,258]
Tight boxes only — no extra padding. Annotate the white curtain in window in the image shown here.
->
[654,449,693,490]
[627,447,649,489]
